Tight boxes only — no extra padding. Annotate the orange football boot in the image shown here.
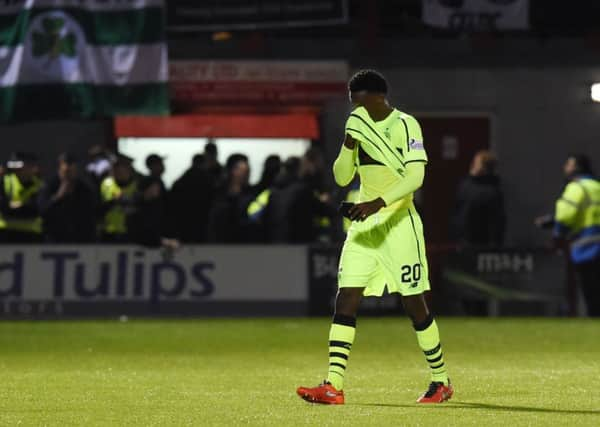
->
[296,381,345,404]
[416,380,454,403]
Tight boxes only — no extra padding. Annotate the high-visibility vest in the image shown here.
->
[100,176,137,235]
[247,189,271,222]
[0,173,42,233]
[554,176,600,263]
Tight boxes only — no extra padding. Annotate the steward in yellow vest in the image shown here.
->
[99,154,138,242]
[0,152,42,242]
[553,154,600,316]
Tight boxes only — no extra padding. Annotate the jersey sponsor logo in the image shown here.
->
[409,139,424,150]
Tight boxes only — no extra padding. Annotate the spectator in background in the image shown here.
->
[128,154,169,247]
[0,152,43,242]
[38,153,96,243]
[99,154,137,242]
[287,148,335,243]
[266,149,335,243]
[261,156,301,242]
[551,154,600,316]
[245,155,282,242]
[204,141,223,183]
[247,156,292,242]
[253,155,281,196]
[451,150,506,247]
[169,153,213,243]
[86,145,114,190]
[207,153,251,243]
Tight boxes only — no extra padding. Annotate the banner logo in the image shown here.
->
[26,10,85,79]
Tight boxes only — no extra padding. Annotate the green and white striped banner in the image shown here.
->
[0,0,168,121]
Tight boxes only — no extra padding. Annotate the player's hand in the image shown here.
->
[343,134,357,149]
[349,198,386,221]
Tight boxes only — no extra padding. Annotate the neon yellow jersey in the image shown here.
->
[343,186,360,232]
[356,109,427,213]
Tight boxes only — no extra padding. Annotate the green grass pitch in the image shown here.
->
[1,318,599,426]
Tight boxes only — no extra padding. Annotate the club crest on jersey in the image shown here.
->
[409,139,424,150]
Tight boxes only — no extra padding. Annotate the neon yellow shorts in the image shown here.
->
[338,205,430,297]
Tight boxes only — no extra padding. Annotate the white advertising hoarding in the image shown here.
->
[0,245,308,316]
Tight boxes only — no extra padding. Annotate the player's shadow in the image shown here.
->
[354,401,600,416]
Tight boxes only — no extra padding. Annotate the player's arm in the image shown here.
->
[348,162,425,221]
[332,134,358,187]
[381,161,425,207]
[553,182,584,238]
[348,116,427,222]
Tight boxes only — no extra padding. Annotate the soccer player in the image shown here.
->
[297,70,453,404]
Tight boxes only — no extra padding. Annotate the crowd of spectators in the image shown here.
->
[0,143,337,246]
[0,143,510,248]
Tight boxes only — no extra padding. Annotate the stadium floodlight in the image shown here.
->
[591,83,600,102]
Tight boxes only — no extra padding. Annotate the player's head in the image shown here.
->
[348,69,388,107]
[564,153,593,178]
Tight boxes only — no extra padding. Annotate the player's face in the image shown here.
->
[349,90,367,108]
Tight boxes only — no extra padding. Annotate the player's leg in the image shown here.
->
[402,294,453,403]
[382,207,452,403]
[296,288,364,404]
[297,238,375,404]
[402,294,448,380]
[326,287,363,388]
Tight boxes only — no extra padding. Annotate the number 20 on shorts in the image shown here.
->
[401,264,422,283]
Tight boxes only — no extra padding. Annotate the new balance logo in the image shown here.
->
[410,282,419,288]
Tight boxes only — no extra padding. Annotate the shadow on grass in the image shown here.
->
[353,401,600,416]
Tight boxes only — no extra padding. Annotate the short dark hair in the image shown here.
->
[569,153,593,175]
[226,153,248,172]
[348,69,388,94]
[145,153,163,168]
